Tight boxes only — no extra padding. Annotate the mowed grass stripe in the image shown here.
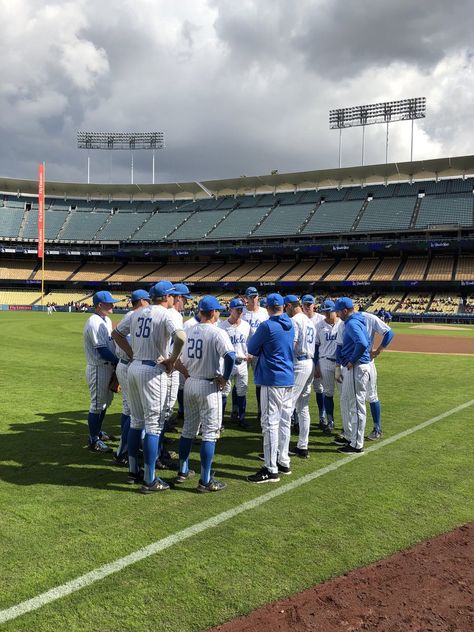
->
[1,397,473,626]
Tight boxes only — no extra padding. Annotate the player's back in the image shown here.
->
[83,313,114,365]
[361,311,391,344]
[183,322,232,379]
[292,311,316,358]
[123,305,178,361]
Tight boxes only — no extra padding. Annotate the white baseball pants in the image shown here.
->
[127,361,168,435]
[292,359,314,450]
[366,360,379,403]
[85,363,114,414]
[182,377,222,442]
[319,357,341,398]
[164,370,180,417]
[222,362,248,397]
[115,360,131,416]
[260,385,293,474]
[340,363,370,450]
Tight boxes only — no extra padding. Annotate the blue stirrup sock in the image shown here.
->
[200,440,216,485]
[98,408,107,434]
[116,414,130,457]
[127,427,142,475]
[87,412,102,443]
[316,392,326,418]
[143,433,160,485]
[256,386,261,414]
[236,394,247,420]
[325,396,334,419]
[177,389,184,416]
[370,401,382,433]
[178,436,193,475]
[231,385,238,414]
[157,429,166,459]
[222,395,228,420]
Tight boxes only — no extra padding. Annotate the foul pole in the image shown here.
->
[38,163,46,307]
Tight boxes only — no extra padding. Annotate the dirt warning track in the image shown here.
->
[389,333,474,355]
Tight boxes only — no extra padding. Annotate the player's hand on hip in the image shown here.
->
[370,349,380,360]
[214,375,227,391]
[335,366,343,383]
[346,362,354,371]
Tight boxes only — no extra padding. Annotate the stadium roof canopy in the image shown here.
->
[1,154,474,201]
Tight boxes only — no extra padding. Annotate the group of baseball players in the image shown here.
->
[83,283,394,493]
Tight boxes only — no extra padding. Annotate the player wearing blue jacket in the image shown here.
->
[334,297,371,453]
[247,293,295,483]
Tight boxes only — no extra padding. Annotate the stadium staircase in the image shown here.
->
[350,198,369,231]
[319,259,338,280]
[204,208,234,238]
[409,197,423,229]
[166,209,198,239]
[56,207,75,239]
[296,201,321,234]
[248,202,278,236]
[17,207,29,240]
[128,211,157,240]
[94,212,113,239]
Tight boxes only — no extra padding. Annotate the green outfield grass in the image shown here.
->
[390,322,474,337]
[0,311,473,631]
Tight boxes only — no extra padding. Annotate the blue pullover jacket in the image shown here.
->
[336,312,370,366]
[247,313,294,386]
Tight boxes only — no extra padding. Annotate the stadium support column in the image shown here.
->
[131,150,134,184]
[410,118,414,162]
[87,154,90,184]
[152,149,155,184]
[385,122,389,165]
[361,125,365,166]
[338,128,342,169]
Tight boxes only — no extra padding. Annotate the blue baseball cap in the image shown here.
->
[284,294,300,305]
[266,293,284,307]
[171,283,192,298]
[301,294,315,304]
[130,289,150,303]
[198,295,225,311]
[244,286,259,297]
[334,297,354,311]
[150,280,176,297]
[260,298,268,308]
[229,298,245,309]
[320,299,336,312]
[93,290,119,305]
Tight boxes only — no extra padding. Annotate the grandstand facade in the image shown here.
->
[1,155,473,320]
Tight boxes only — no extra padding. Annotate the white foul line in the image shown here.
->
[1,398,473,625]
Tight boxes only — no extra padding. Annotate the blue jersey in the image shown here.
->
[337,312,370,366]
[247,313,294,387]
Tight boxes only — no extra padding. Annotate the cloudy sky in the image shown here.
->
[0,0,473,185]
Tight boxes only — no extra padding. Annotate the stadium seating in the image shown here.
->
[397,292,432,314]
[366,293,404,313]
[324,259,358,281]
[0,260,37,280]
[168,210,226,240]
[252,204,316,237]
[186,264,224,282]
[140,262,208,282]
[44,290,93,305]
[425,257,454,281]
[69,262,123,281]
[449,177,474,193]
[131,211,191,241]
[198,262,240,282]
[0,289,43,305]
[455,256,474,280]
[240,262,277,282]
[280,260,314,282]
[415,194,473,228]
[299,260,334,282]
[22,209,68,240]
[106,263,164,282]
[59,211,109,240]
[302,201,363,234]
[370,258,402,281]
[220,262,261,282]
[356,197,416,232]
[398,258,428,281]
[346,258,380,281]
[258,261,296,282]
[0,207,25,238]
[96,212,151,240]
[427,293,459,314]
[459,294,474,313]
[206,207,269,239]
[32,261,80,281]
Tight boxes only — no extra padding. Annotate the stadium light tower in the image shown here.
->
[329,97,426,168]
[77,131,165,184]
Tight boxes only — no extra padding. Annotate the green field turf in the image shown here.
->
[390,322,474,337]
[0,312,473,631]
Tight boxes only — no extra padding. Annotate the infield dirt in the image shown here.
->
[387,333,474,355]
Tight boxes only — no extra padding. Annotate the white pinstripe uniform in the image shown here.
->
[291,312,316,450]
[114,311,133,417]
[181,323,234,441]
[83,314,116,414]
[218,318,250,397]
[178,316,201,391]
[242,306,269,371]
[311,313,325,397]
[338,312,391,403]
[314,317,343,397]
[164,307,184,417]
[116,305,181,434]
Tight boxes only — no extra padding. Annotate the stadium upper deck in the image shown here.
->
[1,155,473,245]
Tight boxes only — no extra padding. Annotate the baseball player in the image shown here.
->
[113,289,150,465]
[83,290,120,452]
[333,297,371,453]
[242,286,269,421]
[355,310,394,440]
[301,295,326,426]
[284,295,316,459]
[247,293,294,483]
[176,295,235,493]
[218,298,251,428]
[113,280,186,493]
[313,299,342,435]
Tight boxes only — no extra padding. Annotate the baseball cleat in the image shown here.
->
[368,430,382,441]
[238,419,250,429]
[89,439,113,453]
[99,431,117,442]
[337,444,364,454]
[196,478,227,493]
[139,477,170,494]
[277,462,292,475]
[247,467,280,484]
[288,446,309,459]
[127,469,144,484]
[323,426,333,436]
[113,453,128,466]
[334,435,349,446]
[258,453,265,461]
[175,469,195,484]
